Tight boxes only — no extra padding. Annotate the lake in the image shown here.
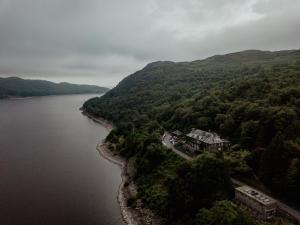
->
[0,94,123,225]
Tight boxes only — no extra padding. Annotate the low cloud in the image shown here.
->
[0,0,299,86]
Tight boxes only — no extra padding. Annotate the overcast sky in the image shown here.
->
[0,0,299,86]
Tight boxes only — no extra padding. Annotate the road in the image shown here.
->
[162,132,300,222]
[162,132,192,160]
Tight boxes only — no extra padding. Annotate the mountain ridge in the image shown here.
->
[83,49,300,224]
[0,76,109,98]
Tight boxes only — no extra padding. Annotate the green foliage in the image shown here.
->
[240,120,260,148]
[224,149,253,178]
[259,132,300,202]
[136,143,168,174]
[141,184,168,212]
[196,200,255,225]
[166,153,233,222]
[127,196,137,207]
[104,125,234,224]
[83,49,300,221]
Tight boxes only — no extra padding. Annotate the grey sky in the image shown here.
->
[0,0,299,86]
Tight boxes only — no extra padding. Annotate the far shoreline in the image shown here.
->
[0,93,106,100]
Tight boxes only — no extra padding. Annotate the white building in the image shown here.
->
[186,128,230,152]
[235,185,277,220]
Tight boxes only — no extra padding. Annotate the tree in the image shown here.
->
[259,133,291,193]
[136,143,167,174]
[285,158,300,203]
[166,153,233,220]
[196,200,255,225]
[240,120,260,148]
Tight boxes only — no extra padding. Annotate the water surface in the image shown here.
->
[0,94,123,225]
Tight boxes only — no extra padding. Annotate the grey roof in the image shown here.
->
[172,130,183,136]
[236,186,277,206]
[186,129,229,145]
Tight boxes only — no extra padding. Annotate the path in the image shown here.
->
[162,132,192,161]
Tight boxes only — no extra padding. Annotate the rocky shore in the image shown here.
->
[96,142,161,225]
[83,111,161,225]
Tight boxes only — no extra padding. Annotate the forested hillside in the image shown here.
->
[0,77,109,98]
[84,50,300,224]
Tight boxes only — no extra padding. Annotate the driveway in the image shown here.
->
[162,132,192,160]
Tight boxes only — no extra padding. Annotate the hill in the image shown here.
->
[0,77,109,98]
[83,49,300,224]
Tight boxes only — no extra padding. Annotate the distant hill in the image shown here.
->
[84,49,300,126]
[0,77,109,98]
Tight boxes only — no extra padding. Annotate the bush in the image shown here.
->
[196,200,255,225]
[127,196,137,207]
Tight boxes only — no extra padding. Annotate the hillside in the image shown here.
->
[0,77,109,98]
[84,49,299,125]
[83,49,300,225]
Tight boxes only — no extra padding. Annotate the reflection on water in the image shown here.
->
[0,95,123,225]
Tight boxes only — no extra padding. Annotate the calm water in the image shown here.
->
[0,94,123,225]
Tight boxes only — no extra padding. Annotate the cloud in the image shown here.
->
[0,0,299,86]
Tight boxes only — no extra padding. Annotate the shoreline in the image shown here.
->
[96,142,161,225]
[81,110,113,132]
[96,142,138,225]
[83,110,161,225]
[0,96,33,100]
[1,93,107,101]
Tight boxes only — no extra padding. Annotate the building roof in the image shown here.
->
[172,130,183,136]
[186,129,229,145]
[236,186,277,206]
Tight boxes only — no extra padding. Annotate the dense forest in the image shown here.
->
[0,77,109,98]
[84,49,300,225]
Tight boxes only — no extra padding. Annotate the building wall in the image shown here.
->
[235,190,276,220]
[186,138,229,152]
